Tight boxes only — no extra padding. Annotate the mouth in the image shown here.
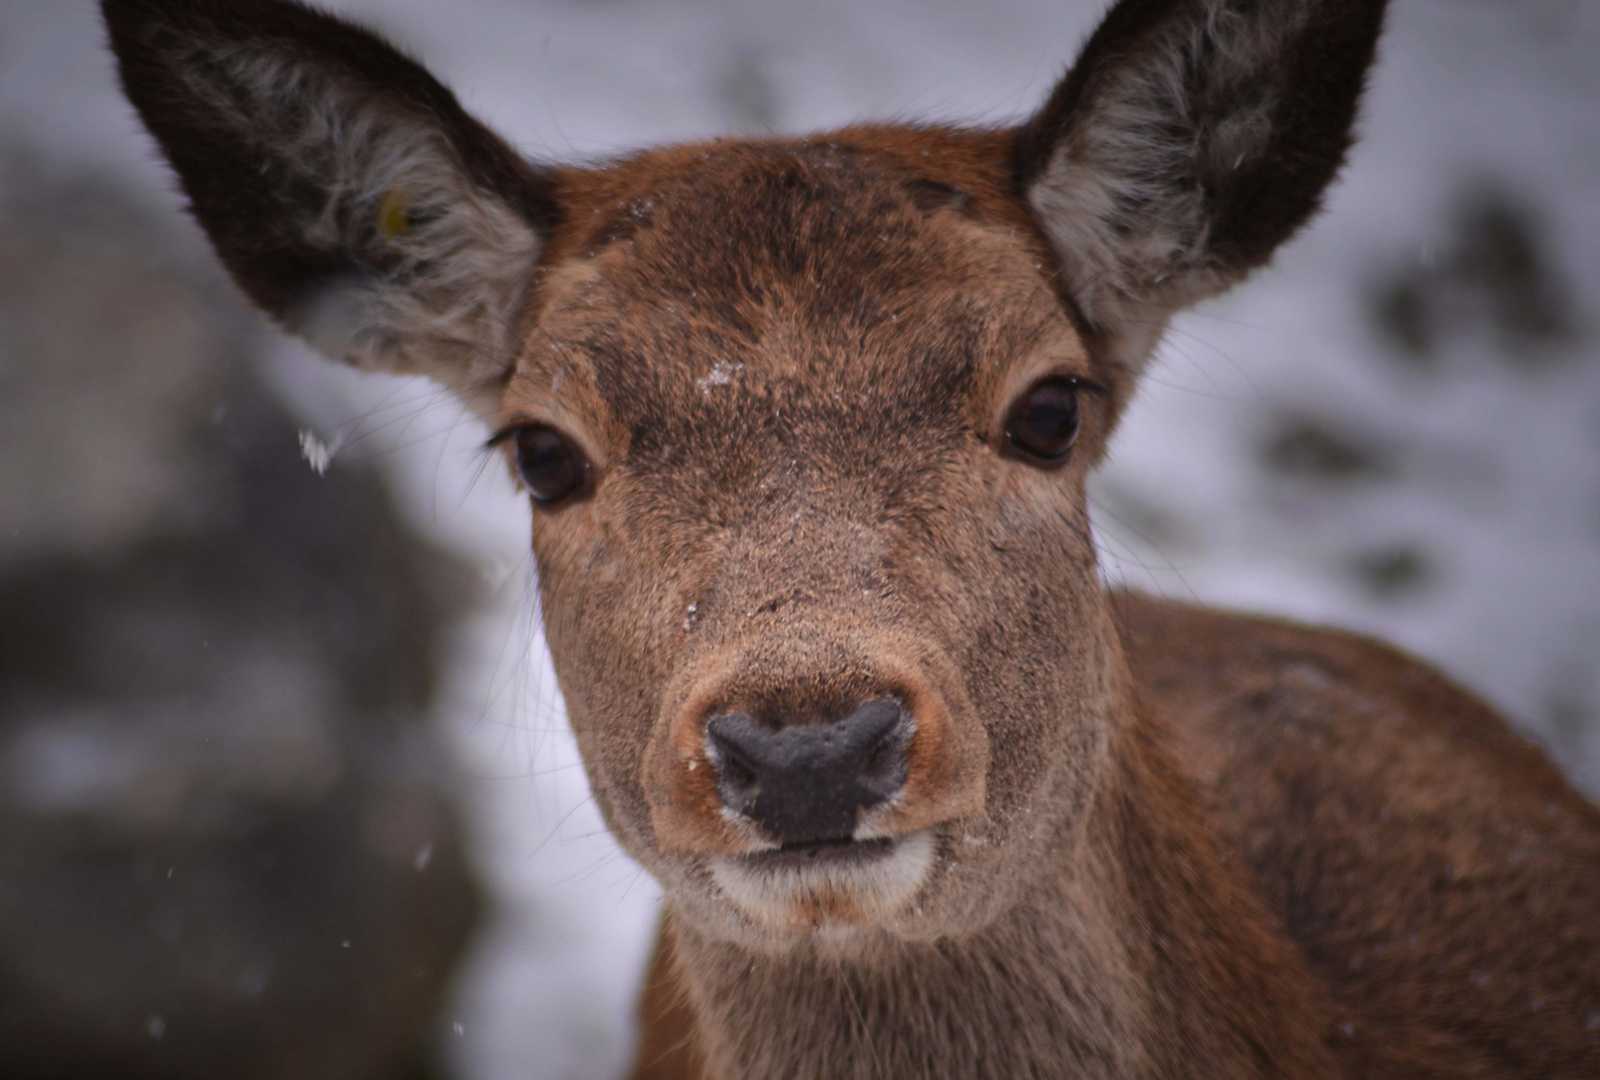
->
[709,831,936,931]
[740,836,897,871]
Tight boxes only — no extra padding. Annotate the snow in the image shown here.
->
[697,360,744,396]
[297,429,341,475]
[5,1,1596,1077]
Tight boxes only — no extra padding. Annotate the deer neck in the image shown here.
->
[669,693,1341,1080]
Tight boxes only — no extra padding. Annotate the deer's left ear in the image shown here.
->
[104,0,558,407]
[1017,0,1389,374]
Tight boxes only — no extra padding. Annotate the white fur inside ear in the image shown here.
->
[1027,0,1320,365]
[175,38,542,414]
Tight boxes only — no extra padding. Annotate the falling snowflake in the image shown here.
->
[298,429,342,476]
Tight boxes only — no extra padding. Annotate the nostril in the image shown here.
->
[720,752,758,792]
[863,735,900,782]
[718,751,759,806]
[706,714,765,816]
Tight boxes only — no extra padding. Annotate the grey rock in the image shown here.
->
[0,157,480,1080]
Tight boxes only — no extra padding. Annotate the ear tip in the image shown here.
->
[102,0,366,57]
[100,0,155,41]
[1017,0,1393,324]
[100,0,244,59]
[101,0,224,31]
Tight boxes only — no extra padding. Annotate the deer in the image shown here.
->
[101,0,1600,1077]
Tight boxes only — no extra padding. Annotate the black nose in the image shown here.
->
[705,699,910,846]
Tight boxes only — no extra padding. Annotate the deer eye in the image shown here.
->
[510,425,589,506]
[1004,377,1084,466]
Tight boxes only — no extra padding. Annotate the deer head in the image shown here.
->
[104,0,1387,950]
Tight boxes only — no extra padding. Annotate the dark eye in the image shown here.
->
[511,425,589,506]
[1003,377,1084,465]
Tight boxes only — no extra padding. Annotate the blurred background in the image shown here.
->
[0,0,1596,1077]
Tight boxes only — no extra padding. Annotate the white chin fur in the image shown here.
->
[710,831,936,933]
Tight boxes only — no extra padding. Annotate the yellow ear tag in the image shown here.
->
[378,187,413,239]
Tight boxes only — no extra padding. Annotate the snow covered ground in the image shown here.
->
[4,1,1597,1077]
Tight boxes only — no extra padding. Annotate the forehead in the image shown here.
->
[511,130,1085,449]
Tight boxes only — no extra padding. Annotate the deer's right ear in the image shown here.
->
[1017,0,1388,381]
[103,0,557,406]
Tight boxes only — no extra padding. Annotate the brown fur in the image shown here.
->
[635,674,1348,1079]
[101,1,1600,1077]
[634,595,1600,1078]
[1120,594,1600,1078]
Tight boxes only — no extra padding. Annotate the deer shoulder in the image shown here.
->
[1119,592,1600,1079]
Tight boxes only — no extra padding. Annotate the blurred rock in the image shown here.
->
[1369,182,1580,370]
[1347,544,1434,601]
[1259,414,1396,485]
[0,157,480,1079]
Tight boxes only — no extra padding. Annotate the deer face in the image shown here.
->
[104,0,1386,946]
[510,139,1122,942]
